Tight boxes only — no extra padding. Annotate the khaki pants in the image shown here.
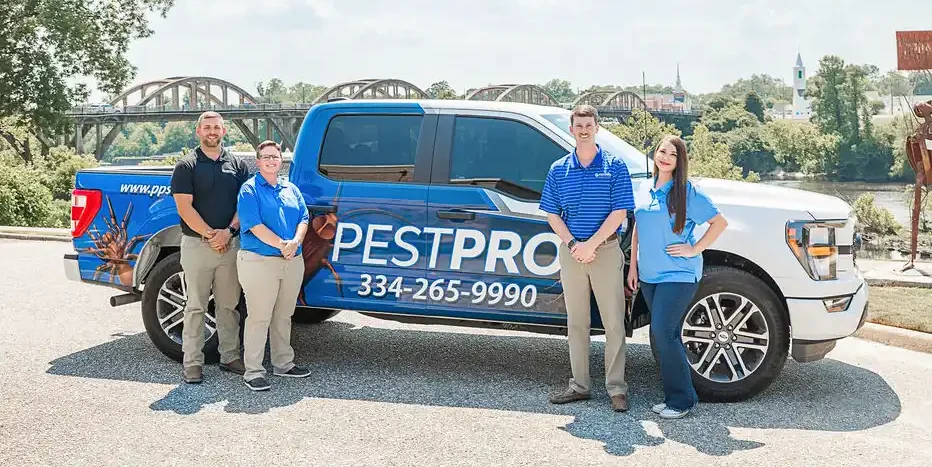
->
[237,250,304,381]
[558,239,628,397]
[180,235,242,368]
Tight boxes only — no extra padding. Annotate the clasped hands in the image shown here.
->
[204,228,232,253]
[569,240,598,263]
[278,238,300,259]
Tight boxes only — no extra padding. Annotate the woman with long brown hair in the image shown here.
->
[625,134,728,419]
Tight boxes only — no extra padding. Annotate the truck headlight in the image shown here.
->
[786,220,846,281]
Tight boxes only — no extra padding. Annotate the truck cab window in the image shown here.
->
[319,115,422,183]
[449,116,567,200]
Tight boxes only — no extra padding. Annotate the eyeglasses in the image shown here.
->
[258,154,282,161]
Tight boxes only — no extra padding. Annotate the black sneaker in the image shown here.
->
[274,365,311,378]
[244,377,271,391]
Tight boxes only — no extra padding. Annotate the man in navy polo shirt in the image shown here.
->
[540,104,635,412]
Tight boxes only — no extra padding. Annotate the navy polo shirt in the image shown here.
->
[237,174,310,257]
[540,145,635,240]
[634,179,720,283]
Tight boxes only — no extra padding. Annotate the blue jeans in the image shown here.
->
[640,281,700,411]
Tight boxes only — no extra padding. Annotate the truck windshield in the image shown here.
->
[541,113,650,177]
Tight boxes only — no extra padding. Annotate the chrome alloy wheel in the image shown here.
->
[155,271,217,345]
[681,292,770,383]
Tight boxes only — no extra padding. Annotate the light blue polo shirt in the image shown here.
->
[635,178,720,283]
[237,174,310,257]
[540,145,635,240]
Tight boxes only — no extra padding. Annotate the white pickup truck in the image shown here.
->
[65,99,868,402]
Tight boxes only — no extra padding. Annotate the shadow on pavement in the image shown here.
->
[46,318,901,457]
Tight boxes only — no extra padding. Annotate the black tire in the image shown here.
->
[140,252,221,363]
[649,265,789,402]
[293,308,340,324]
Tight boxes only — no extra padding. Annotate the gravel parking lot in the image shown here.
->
[1,239,931,466]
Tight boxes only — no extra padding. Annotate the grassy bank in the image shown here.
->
[867,286,932,334]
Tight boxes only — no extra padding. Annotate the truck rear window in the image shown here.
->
[319,115,422,183]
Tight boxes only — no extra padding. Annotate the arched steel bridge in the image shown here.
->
[62,76,698,159]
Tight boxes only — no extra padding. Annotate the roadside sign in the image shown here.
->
[897,30,932,71]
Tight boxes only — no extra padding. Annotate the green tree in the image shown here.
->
[256,78,288,103]
[426,81,458,100]
[807,55,893,179]
[721,126,776,175]
[873,70,913,96]
[159,122,197,155]
[35,146,98,200]
[289,82,328,103]
[606,109,680,155]
[720,74,793,102]
[762,120,840,175]
[0,165,53,227]
[881,115,918,181]
[688,124,759,182]
[700,104,759,133]
[744,91,765,122]
[540,79,576,103]
[0,0,175,162]
[910,72,932,94]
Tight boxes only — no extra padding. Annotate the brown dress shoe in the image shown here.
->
[219,359,245,375]
[611,394,629,412]
[183,365,203,384]
[549,386,591,404]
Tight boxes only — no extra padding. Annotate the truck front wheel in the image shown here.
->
[141,252,223,363]
[649,265,789,402]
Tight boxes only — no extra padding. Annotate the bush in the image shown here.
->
[0,165,53,227]
[140,153,182,166]
[34,147,98,200]
[44,199,72,228]
[853,193,900,235]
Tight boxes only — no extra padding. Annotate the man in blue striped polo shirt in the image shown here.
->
[540,104,635,412]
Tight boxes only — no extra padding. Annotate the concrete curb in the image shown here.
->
[0,227,71,242]
[865,277,932,289]
[0,232,71,242]
[853,322,932,354]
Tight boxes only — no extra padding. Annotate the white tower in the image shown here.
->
[792,53,810,117]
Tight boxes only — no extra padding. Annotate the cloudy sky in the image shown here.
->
[117,0,931,99]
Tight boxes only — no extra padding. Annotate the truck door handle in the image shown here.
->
[437,210,475,221]
[308,204,337,214]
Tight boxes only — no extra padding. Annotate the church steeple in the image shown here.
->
[795,52,804,68]
[675,63,682,91]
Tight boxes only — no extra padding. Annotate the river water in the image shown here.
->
[762,180,912,225]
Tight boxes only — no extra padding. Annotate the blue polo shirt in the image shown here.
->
[237,174,310,257]
[539,145,635,240]
[634,179,720,283]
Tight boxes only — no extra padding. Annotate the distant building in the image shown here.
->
[770,53,811,120]
[641,64,693,112]
[791,53,811,118]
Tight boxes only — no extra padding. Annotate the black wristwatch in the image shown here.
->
[567,238,578,249]
[228,226,239,237]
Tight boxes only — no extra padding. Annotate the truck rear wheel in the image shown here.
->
[649,266,789,402]
[141,252,222,363]
[293,308,340,324]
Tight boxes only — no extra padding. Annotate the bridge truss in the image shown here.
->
[62,77,697,159]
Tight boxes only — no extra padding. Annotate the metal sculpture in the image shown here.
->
[904,100,932,270]
[897,30,932,271]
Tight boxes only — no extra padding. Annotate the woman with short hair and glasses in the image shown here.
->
[235,140,311,391]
